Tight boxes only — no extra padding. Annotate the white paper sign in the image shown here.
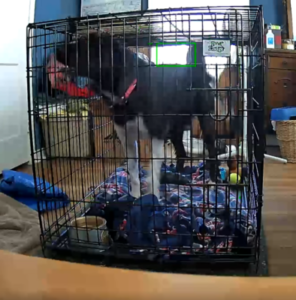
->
[81,0,143,17]
[203,39,231,57]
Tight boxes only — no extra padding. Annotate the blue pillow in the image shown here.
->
[0,170,69,211]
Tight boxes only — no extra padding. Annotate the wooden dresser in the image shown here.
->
[265,49,296,130]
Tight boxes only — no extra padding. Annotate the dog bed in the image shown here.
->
[86,163,256,255]
[0,193,41,254]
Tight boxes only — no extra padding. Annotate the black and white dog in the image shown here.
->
[56,33,241,198]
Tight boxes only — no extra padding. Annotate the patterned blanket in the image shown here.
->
[87,163,256,254]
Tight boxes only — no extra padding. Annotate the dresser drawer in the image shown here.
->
[268,56,296,70]
[265,70,296,127]
[269,70,296,105]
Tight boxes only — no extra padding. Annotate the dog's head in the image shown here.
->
[56,33,136,98]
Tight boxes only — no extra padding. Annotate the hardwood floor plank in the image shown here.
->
[263,162,296,276]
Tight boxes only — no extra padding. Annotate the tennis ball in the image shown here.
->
[230,173,241,184]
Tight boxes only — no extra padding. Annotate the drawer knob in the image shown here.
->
[274,78,292,85]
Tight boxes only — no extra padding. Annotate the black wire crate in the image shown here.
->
[27,6,264,268]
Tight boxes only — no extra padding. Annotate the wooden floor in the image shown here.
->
[14,158,296,276]
[263,161,296,276]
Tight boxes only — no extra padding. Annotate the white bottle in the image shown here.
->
[266,25,275,49]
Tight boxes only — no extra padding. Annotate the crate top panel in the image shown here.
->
[28,6,262,44]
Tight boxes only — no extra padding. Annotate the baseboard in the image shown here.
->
[28,148,47,165]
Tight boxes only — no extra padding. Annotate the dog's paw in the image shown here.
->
[207,180,217,190]
[152,188,160,199]
[130,189,141,199]
[130,182,141,199]
[146,184,160,199]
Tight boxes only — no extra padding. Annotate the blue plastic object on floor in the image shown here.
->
[270,107,296,121]
[0,170,69,211]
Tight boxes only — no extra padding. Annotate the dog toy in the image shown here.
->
[229,173,241,184]
[220,167,227,181]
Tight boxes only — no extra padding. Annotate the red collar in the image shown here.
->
[103,79,137,108]
[122,79,137,101]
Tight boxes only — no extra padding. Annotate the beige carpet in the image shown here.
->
[0,193,41,254]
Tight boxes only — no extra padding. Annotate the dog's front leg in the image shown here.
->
[147,138,164,199]
[114,123,141,198]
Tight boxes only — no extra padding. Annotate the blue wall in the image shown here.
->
[250,0,284,26]
[35,0,80,22]
[35,0,284,27]
[34,0,81,150]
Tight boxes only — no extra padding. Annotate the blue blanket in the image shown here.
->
[0,170,69,211]
[87,163,256,254]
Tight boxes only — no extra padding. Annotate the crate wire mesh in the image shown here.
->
[27,6,264,265]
